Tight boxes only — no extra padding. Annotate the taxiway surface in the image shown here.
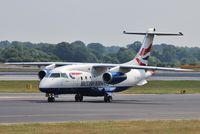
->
[0,93,200,123]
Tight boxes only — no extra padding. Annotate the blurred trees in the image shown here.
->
[0,40,199,66]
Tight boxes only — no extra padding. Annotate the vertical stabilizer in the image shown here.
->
[123,28,183,66]
[125,28,155,66]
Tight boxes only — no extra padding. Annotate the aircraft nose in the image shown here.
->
[39,78,48,89]
[39,78,52,93]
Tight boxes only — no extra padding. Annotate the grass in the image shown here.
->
[0,120,200,134]
[0,80,199,94]
[123,80,200,94]
[0,80,39,93]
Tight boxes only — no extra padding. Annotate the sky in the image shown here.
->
[0,0,199,47]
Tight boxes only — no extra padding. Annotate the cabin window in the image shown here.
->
[49,73,60,78]
[61,73,68,78]
[85,76,87,80]
[81,77,83,80]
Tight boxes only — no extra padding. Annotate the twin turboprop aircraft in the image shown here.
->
[6,28,191,102]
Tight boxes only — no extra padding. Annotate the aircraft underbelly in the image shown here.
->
[39,86,130,96]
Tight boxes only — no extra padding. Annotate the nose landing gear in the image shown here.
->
[104,94,112,102]
[46,93,55,102]
[75,94,83,102]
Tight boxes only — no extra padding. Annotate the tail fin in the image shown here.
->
[124,28,183,66]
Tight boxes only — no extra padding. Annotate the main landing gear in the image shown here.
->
[75,94,83,102]
[46,93,112,102]
[104,94,112,102]
[46,93,55,102]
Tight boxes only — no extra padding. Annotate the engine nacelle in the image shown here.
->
[38,70,47,80]
[102,72,127,84]
[38,64,55,80]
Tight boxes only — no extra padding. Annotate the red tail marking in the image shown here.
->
[139,44,152,56]
[136,58,146,66]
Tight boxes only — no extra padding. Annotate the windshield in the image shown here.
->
[49,73,60,78]
[61,73,68,78]
[48,73,68,78]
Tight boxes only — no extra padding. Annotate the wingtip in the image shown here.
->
[179,32,184,36]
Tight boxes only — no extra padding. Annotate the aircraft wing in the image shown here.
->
[5,62,192,72]
[120,65,192,71]
[93,64,192,72]
[5,62,118,66]
[5,62,84,66]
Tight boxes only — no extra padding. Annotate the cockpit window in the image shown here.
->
[49,73,60,78]
[61,73,68,78]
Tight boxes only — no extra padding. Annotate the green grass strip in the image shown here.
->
[0,80,199,94]
[123,80,200,94]
[0,120,200,134]
[0,80,39,93]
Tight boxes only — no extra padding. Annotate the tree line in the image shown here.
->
[0,40,199,67]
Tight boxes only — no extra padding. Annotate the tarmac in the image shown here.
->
[0,93,200,123]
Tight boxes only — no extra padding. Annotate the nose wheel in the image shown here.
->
[48,97,55,102]
[75,94,83,102]
[47,93,55,102]
[104,94,112,102]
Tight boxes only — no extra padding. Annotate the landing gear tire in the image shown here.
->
[48,97,55,102]
[75,94,83,102]
[104,95,112,102]
[47,93,55,102]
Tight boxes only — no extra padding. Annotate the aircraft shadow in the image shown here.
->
[21,99,169,105]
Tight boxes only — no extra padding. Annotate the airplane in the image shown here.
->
[6,28,191,102]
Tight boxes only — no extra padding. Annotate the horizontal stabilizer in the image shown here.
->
[123,31,183,36]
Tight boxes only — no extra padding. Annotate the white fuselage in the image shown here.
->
[39,64,149,96]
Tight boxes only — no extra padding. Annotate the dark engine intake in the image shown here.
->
[103,72,127,84]
[38,70,47,80]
